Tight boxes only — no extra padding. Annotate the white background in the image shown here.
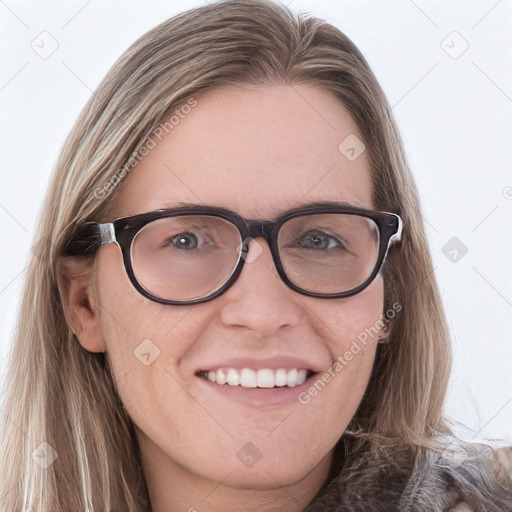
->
[1,0,511,443]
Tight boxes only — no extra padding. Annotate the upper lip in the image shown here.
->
[196,356,322,373]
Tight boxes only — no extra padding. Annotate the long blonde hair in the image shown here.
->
[0,1,454,509]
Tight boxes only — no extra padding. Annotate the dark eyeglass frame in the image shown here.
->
[63,204,403,305]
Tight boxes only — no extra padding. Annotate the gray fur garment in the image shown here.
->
[304,438,512,512]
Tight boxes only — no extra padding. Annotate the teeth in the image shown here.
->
[286,368,297,387]
[240,368,257,388]
[202,368,310,388]
[275,368,287,387]
[227,368,240,386]
[256,369,274,388]
[216,369,227,385]
[296,369,308,386]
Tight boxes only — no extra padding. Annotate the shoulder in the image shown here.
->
[422,442,512,512]
[305,439,512,512]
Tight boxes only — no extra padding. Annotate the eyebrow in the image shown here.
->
[156,199,362,217]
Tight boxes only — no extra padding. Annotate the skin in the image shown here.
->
[60,83,386,512]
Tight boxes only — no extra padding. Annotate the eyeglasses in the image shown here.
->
[63,204,402,305]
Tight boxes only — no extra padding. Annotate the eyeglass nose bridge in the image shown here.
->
[242,219,277,252]
[246,219,275,238]
[236,219,282,269]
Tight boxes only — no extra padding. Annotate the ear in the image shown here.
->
[57,256,105,353]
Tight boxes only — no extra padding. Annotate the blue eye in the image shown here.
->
[298,230,346,251]
[171,232,200,250]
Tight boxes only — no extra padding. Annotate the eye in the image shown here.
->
[298,229,346,251]
[169,232,204,250]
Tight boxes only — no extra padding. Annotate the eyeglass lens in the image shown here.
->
[130,214,380,301]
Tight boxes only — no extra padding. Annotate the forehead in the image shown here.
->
[110,84,374,219]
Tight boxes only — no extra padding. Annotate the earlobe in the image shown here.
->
[57,257,105,353]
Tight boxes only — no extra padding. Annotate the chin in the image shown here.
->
[191,440,329,491]
[208,461,317,491]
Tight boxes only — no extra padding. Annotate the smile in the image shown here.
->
[198,367,310,388]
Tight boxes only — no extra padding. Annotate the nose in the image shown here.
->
[219,237,302,337]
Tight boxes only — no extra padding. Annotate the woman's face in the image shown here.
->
[90,84,384,494]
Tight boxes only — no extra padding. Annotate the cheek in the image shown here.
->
[317,275,385,343]
[299,275,384,414]
[93,245,204,411]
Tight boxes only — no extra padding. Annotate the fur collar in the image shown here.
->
[304,438,512,512]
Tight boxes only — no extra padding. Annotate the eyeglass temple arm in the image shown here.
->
[389,215,403,244]
[98,223,117,245]
[62,222,115,256]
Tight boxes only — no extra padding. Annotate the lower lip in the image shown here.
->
[196,374,316,408]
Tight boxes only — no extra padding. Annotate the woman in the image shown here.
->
[0,1,510,510]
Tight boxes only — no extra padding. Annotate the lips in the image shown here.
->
[199,367,310,388]
[194,356,322,407]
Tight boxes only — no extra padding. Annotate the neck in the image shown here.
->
[136,429,335,512]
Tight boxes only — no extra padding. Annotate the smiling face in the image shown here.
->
[79,83,385,503]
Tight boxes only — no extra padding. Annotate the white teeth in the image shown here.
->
[286,369,298,387]
[227,368,240,386]
[240,368,257,388]
[256,369,274,388]
[203,368,310,388]
[275,368,287,387]
[296,369,308,386]
[216,369,227,385]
